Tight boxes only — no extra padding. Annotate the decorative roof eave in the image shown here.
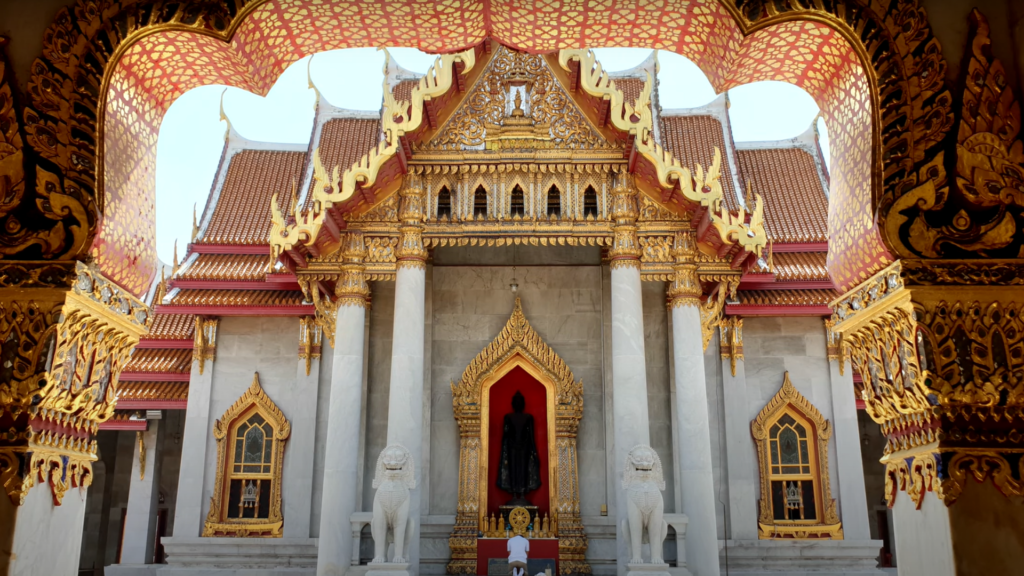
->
[724,304,834,317]
[269,44,485,270]
[555,49,767,270]
[156,304,315,317]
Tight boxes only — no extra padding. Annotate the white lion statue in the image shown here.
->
[370,444,416,564]
[621,444,667,564]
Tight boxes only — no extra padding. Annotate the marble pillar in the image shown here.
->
[671,304,720,576]
[284,320,322,538]
[316,304,368,576]
[607,173,650,575]
[384,263,426,571]
[0,477,88,576]
[117,420,163,566]
[172,341,216,537]
[717,321,759,541]
[826,356,870,539]
[316,231,371,576]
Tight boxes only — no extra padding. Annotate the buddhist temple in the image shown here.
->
[0,3,1022,576]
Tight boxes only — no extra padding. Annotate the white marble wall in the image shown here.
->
[201,317,302,525]
[1,480,89,576]
[642,281,675,512]
[362,281,395,510]
[309,333,336,538]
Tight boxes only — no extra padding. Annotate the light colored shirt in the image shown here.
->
[507,535,530,563]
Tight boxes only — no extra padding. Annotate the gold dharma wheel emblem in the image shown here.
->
[509,506,530,536]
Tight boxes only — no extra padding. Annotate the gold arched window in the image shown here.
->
[204,373,290,537]
[751,372,843,539]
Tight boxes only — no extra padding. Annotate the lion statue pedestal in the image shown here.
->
[366,445,416,576]
[621,445,672,576]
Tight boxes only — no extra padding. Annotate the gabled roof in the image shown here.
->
[660,97,742,212]
[736,143,828,244]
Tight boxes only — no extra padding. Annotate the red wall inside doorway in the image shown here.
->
[487,365,549,516]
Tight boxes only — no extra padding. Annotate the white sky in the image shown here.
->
[155,47,829,264]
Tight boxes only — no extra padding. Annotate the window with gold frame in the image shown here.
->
[203,373,290,537]
[750,372,843,539]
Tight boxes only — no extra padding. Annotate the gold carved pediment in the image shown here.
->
[423,46,610,153]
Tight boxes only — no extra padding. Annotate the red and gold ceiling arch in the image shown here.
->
[19,0,956,296]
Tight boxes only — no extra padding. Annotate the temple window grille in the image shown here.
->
[751,372,842,539]
[510,185,525,217]
[474,185,488,218]
[547,185,560,218]
[582,185,598,219]
[437,186,452,220]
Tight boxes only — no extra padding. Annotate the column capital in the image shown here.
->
[608,171,641,267]
[667,230,701,307]
[396,174,427,268]
[830,259,1024,508]
[0,261,150,506]
[336,230,371,307]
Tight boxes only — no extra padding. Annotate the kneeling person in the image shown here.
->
[507,533,529,576]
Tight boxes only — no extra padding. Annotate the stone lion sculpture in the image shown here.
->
[370,444,416,564]
[621,444,667,564]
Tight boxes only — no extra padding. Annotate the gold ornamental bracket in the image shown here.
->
[556,49,768,265]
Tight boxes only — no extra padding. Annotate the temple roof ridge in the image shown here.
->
[735,122,829,199]
[661,92,728,121]
[607,50,657,79]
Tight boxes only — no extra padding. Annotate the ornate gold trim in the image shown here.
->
[203,373,290,537]
[720,317,743,376]
[193,317,219,375]
[448,298,588,575]
[751,373,843,540]
[298,317,322,376]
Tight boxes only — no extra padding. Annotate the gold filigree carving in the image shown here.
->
[751,373,843,540]
[448,298,588,575]
[193,317,219,375]
[396,174,427,265]
[720,317,743,377]
[608,172,641,264]
[137,429,146,481]
[824,319,847,376]
[203,373,290,538]
[668,230,701,308]
[298,317,322,376]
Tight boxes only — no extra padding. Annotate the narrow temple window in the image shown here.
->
[510,185,525,217]
[437,186,452,220]
[583,185,598,219]
[474,185,488,218]
[547,185,560,218]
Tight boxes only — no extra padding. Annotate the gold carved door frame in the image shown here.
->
[447,298,588,575]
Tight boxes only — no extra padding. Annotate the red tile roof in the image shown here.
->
[147,312,194,339]
[202,149,306,245]
[737,289,836,306]
[737,147,827,243]
[661,115,740,211]
[177,254,268,282]
[167,289,307,307]
[615,78,645,105]
[117,381,189,402]
[772,252,830,282]
[122,348,192,374]
[305,117,382,208]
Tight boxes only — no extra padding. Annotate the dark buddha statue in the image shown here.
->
[497,391,541,501]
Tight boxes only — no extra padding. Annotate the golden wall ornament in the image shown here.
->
[823,319,847,376]
[720,317,743,377]
[193,317,219,375]
[448,298,588,575]
[698,280,738,352]
[751,373,843,540]
[137,429,146,481]
[298,317,322,376]
[203,373,290,538]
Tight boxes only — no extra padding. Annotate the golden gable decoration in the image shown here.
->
[204,373,291,538]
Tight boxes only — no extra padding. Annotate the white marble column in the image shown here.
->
[317,232,371,576]
[118,420,162,566]
[284,319,322,538]
[172,325,217,537]
[667,231,720,576]
[825,324,870,539]
[384,176,428,573]
[607,173,651,574]
[718,319,759,541]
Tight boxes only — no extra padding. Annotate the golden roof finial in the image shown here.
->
[306,54,321,107]
[218,88,232,141]
[172,239,179,276]
[191,203,199,242]
[745,181,756,211]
